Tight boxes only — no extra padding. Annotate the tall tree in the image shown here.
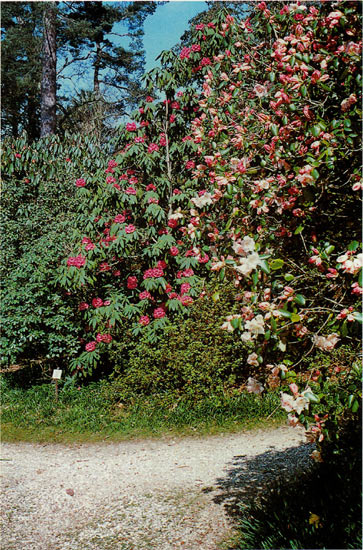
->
[60,2,158,122]
[40,2,57,136]
[1,2,43,139]
[1,1,157,139]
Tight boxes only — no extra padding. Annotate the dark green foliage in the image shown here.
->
[110,283,258,400]
[1,2,43,138]
[0,132,110,369]
[234,441,361,550]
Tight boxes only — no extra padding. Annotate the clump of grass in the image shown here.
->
[1,376,285,443]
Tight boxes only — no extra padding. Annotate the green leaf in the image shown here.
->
[352,312,363,324]
[291,313,301,323]
[219,268,225,281]
[294,225,304,235]
[277,310,292,319]
[294,294,306,306]
[284,273,295,282]
[231,318,240,330]
[325,245,335,255]
[340,320,348,337]
[270,259,284,270]
[359,269,362,287]
[352,400,359,413]
[259,260,270,274]
[304,391,320,404]
[348,240,360,251]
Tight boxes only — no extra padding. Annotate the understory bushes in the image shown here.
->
[109,282,259,400]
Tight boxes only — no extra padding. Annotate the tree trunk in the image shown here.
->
[40,3,57,137]
[94,40,101,96]
[27,95,40,140]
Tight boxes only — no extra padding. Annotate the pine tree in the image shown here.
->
[1,1,157,139]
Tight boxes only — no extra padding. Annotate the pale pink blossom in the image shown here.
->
[246,377,264,395]
[313,333,340,351]
[247,353,259,366]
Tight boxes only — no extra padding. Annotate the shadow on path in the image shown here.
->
[206,442,315,520]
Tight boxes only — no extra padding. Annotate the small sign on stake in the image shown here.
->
[52,370,62,401]
[52,369,62,380]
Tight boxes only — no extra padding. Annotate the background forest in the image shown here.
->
[1,2,362,549]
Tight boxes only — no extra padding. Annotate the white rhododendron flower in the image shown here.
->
[232,235,256,256]
[220,314,242,332]
[246,377,264,394]
[168,208,184,221]
[281,392,309,415]
[313,333,340,351]
[337,252,363,274]
[236,252,261,276]
[244,314,265,335]
[190,192,214,208]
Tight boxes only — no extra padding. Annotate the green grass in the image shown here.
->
[1,377,286,443]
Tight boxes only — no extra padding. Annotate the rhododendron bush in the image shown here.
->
[59,1,361,451]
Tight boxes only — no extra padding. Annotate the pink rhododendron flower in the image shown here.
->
[139,315,150,326]
[127,276,138,289]
[114,214,126,224]
[92,298,103,308]
[139,291,151,300]
[180,295,193,306]
[153,307,166,319]
[180,46,191,59]
[79,302,89,311]
[125,224,136,234]
[148,143,159,153]
[85,341,97,352]
[170,246,179,256]
[75,178,86,187]
[180,283,191,295]
[67,255,86,268]
[126,122,137,131]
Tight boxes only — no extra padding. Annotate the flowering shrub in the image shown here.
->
[58,0,361,462]
[0,132,111,368]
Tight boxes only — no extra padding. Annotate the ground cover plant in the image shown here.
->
[1,2,362,549]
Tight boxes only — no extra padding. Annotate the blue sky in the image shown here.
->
[142,1,208,71]
[60,1,208,98]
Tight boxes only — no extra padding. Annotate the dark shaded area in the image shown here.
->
[210,429,362,550]
[209,441,315,519]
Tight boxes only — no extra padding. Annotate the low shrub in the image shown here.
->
[109,283,262,400]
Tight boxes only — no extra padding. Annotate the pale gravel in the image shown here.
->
[1,425,313,550]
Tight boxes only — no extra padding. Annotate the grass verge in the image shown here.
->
[1,377,286,444]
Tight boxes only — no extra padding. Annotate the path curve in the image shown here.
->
[1,425,313,550]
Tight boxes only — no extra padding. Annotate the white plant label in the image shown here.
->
[52,369,62,380]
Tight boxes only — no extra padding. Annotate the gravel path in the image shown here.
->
[1,425,313,550]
